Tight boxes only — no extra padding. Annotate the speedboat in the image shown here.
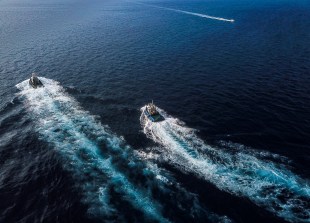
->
[29,73,43,88]
[144,101,164,122]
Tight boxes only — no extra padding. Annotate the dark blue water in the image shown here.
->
[0,0,309,222]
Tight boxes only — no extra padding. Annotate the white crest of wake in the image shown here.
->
[140,106,310,223]
[16,78,170,223]
[139,3,234,23]
[16,77,235,223]
[165,8,234,23]
[134,151,234,223]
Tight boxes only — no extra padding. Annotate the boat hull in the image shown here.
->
[29,79,43,89]
[144,109,164,122]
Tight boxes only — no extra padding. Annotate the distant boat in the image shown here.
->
[29,73,43,89]
[144,101,164,122]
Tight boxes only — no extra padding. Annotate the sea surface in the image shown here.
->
[0,0,309,222]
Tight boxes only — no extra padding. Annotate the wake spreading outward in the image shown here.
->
[16,78,169,223]
[140,106,310,223]
[16,77,232,223]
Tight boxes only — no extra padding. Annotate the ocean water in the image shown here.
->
[0,0,309,222]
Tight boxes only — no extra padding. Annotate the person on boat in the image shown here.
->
[31,73,39,83]
[29,72,44,88]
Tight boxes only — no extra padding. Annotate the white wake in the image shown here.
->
[16,78,169,223]
[140,105,310,223]
[15,77,233,223]
[140,3,234,22]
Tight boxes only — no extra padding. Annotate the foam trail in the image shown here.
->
[16,78,234,222]
[140,106,310,223]
[140,3,234,23]
[135,152,234,223]
[16,78,169,223]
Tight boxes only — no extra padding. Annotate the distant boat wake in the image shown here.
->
[15,78,231,223]
[137,3,234,23]
[140,106,310,223]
